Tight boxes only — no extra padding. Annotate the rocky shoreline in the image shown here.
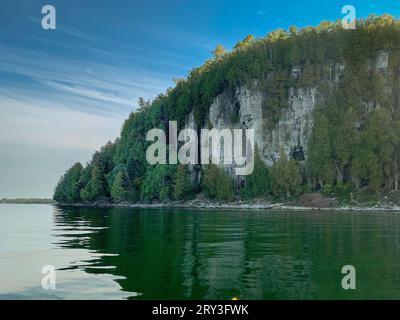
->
[56,199,400,212]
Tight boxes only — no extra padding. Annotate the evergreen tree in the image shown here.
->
[80,165,108,202]
[202,165,234,201]
[240,150,271,199]
[271,150,302,199]
[352,110,394,190]
[54,163,83,203]
[141,165,176,203]
[110,171,129,201]
[308,112,334,188]
[173,165,194,200]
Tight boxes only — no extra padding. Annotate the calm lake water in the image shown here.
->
[1,204,400,300]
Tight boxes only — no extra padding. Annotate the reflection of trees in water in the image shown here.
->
[53,207,400,299]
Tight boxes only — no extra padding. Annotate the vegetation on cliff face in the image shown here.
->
[54,15,400,205]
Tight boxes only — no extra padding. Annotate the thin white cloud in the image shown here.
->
[0,92,124,151]
[26,15,99,43]
[26,15,195,71]
[135,22,217,52]
[0,44,173,116]
[40,80,135,107]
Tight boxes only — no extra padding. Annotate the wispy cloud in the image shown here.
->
[135,22,217,52]
[0,37,176,154]
[40,80,138,107]
[0,44,173,115]
[0,88,124,151]
[26,15,195,72]
[27,15,100,43]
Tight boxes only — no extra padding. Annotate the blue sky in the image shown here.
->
[0,0,399,198]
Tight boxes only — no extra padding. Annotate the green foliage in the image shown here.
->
[352,110,395,190]
[173,165,195,201]
[54,162,83,203]
[202,165,235,201]
[270,150,302,199]
[140,165,177,203]
[309,84,399,194]
[110,172,129,201]
[240,151,271,199]
[308,112,334,187]
[79,142,117,202]
[263,70,290,128]
[322,181,355,202]
[80,165,108,202]
[107,164,136,201]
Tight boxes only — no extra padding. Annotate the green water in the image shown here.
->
[1,204,400,300]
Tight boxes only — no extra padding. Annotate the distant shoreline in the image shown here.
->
[0,198,56,204]
[55,199,400,212]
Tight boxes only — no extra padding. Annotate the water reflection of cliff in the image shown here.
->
[53,207,400,300]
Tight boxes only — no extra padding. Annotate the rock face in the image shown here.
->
[193,74,332,181]
[265,87,317,165]
[207,86,318,170]
[184,50,396,183]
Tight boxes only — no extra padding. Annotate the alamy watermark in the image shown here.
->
[39,4,355,32]
[342,5,356,30]
[41,265,56,290]
[341,265,356,290]
[41,5,56,30]
[146,121,255,176]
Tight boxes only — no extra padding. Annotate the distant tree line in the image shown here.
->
[0,198,56,204]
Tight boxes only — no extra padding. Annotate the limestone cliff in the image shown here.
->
[186,49,398,188]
